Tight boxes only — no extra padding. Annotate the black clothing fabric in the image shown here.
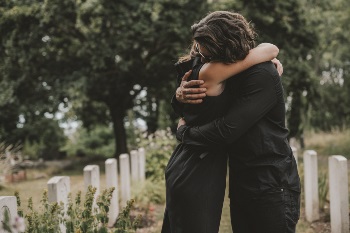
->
[176,61,301,199]
[230,189,300,233]
[162,58,229,233]
[174,61,300,232]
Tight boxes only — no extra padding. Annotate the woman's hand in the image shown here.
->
[177,117,186,129]
[176,70,207,104]
[271,58,283,76]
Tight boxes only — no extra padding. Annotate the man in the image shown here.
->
[173,31,300,233]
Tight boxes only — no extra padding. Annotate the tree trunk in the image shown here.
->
[146,97,160,134]
[110,106,128,157]
[288,91,303,139]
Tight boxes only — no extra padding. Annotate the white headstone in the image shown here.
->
[289,137,300,150]
[138,148,146,181]
[84,165,100,210]
[291,146,298,169]
[47,176,70,207]
[130,150,139,182]
[105,158,119,227]
[0,196,17,227]
[329,155,349,233]
[47,176,70,233]
[119,153,131,207]
[303,150,320,222]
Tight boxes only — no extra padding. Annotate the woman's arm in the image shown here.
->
[199,43,279,84]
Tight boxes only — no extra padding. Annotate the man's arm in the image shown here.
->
[177,66,279,147]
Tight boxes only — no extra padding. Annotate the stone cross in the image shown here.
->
[329,155,349,233]
[105,158,119,227]
[47,176,70,233]
[83,165,100,210]
[303,150,320,222]
[119,153,131,207]
[138,148,146,181]
[0,196,17,228]
[130,150,139,182]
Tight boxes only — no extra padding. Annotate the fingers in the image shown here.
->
[183,80,204,88]
[276,63,283,76]
[182,87,207,94]
[184,99,203,104]
[184,93,207,100]
[271,58,283,76]
[176,75,206,104]
[182,70,192,81]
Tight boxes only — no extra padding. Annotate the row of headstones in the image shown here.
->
[0,148,146,232]
[292,148,349,233]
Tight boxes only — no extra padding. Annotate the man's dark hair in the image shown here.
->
[191,11,257,63]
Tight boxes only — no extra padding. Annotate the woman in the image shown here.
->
[162,11,282,233]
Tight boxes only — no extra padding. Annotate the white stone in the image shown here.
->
[47,176,70,207]
[84,165,100,210]
[329,155,349,233]
[105,158,119,227]
[138,148,146,181]
[0,196,17,227]
[303,150,320,222]
[291,146,298,169]
[130,150,139,182]
[119,153,131,207]
[47,176,70,233]
[289,137,300,150]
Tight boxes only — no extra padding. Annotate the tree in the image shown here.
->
[0,1,67,152]
[301,0,350,130]
[0,0,209,157]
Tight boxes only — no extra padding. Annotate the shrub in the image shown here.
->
[139,128,177,182]
[1,188,141,233]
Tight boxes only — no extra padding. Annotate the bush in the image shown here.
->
[1,188,141,233]
[139,128,177,182]
[63,125,115,158]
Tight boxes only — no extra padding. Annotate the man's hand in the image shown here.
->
[177,117,186,130]
[176,70,207,104]
[271,58,283,76]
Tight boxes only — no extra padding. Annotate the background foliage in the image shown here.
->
[0,0,349,158]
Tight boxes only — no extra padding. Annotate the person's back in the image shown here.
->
[226,61,300,198]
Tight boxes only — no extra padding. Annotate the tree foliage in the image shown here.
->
[1,0,349,157]
[0,0,208,156]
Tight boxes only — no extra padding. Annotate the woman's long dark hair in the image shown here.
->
[179,11,257,64]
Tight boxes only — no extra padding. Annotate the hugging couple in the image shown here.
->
[161,11,301,233]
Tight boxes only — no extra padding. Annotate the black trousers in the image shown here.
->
[230,189,300,233]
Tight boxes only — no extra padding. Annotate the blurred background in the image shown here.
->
[1,0,349,158]
[0,0,349,232]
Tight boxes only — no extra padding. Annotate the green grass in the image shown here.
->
[304,129,350,158]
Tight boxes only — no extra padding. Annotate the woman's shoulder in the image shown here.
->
[198,62,223,82]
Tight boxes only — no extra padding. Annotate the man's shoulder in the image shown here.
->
[234,61,278,79]
[248,61,277,73]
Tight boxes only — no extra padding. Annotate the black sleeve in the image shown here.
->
[177,67,278,147]
[171,94,184,117]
